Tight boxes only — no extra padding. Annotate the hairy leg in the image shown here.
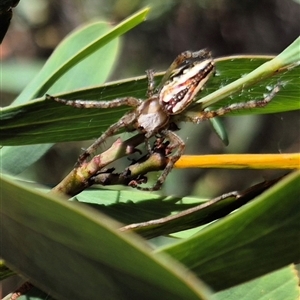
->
[46,94,142,109]
[183,84,281,123]
[146,69,156,97]
[134,130,185,191]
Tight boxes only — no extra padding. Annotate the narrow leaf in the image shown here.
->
[214,265,299,300]
[0,9,150,175]
[0,175,212,300]
[159,171,300,291]
[1,57,298,147]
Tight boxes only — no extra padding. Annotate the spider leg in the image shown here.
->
[77,112,137,166]
[46,94,143,165]
[46,94,142,108]
[146,69,156,97]
[183,84,281,123]
[136,130,185,191]
[144,138,152,154]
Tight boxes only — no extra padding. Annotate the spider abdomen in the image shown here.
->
[160,57,215,115]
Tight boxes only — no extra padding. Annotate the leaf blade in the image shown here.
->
[1,56,299,146]
[158,171,300,291]
[0,175,212,300]
[0,9,150,175]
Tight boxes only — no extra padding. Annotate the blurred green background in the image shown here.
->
[1,0,299,197]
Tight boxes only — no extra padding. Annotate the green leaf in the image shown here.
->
[12,8,149,104]
[116,177,282,239]
[1,56,299,147]
[158,171,300,291]
[214,265,300,300]
[276,37,300,65]
[0,175,212,300]
[0,59,45,94]
[197,36,300,109]
[0,8,150,175]
[0,259,16,281]
[74,188,207,226]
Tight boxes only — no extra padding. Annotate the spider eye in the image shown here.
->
[160,59,215,114]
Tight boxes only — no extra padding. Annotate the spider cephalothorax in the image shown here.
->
[47,48,279,190]
[133,50,215,136]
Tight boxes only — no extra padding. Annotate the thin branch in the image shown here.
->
[120,176,283,239]
[175,153,300,169]
[50,134,145,197]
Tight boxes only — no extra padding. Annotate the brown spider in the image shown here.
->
[46,49,280,191]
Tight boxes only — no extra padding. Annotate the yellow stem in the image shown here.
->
[175,153,300,169]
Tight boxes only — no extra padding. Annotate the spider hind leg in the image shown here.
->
[131,130,185,191]
[184,84,282,123]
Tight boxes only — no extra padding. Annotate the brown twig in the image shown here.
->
[119,176,283,239]
[51,134,146,197]
[90,140,169,188]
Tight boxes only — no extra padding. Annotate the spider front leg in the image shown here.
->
[77,113,138,166]
[46,94,143,165]
[183,84,281,123]
[46,94,142,109]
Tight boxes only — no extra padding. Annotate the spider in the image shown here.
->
[46,49,280,191]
